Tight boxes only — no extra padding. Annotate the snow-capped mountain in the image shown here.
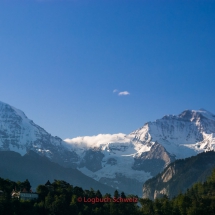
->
[64,108,215,195]
[0,101,78,167]
[1,100,215,196]
[127,108,215,160]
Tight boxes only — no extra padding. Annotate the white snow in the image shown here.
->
[0,101,63,157]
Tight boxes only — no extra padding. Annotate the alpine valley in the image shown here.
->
[1,100,215,196]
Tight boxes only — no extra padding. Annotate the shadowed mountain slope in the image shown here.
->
[0,150,117,195]
[143,151,215,199]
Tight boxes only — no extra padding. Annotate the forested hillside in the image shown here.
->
[143,151,215,199]
[0,168,215,215]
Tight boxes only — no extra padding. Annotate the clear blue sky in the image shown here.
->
[0,0,215,139]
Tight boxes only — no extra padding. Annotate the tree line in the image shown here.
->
[0,169,215,215]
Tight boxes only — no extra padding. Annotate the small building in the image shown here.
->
[19,192,38,201]
[11,189,38,201]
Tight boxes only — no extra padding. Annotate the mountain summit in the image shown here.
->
[129,109,215,159]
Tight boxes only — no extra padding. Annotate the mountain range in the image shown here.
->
[1,100,215,196]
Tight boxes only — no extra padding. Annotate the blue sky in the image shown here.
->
[0,0,215,139]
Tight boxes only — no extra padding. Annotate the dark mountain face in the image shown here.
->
[142,151,215,199]
[0,150,116,195]
[79,148,104,172]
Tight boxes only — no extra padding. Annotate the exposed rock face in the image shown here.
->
[153,188,168,199]
[142,151,215,199]
[133,142,175,176]
[79,148,104,172]
[143,164,177,199]
[161,166,176,182]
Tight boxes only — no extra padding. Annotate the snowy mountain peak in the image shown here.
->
[0,101,78,167]
[179,109,215,122]
[0,101,28,121]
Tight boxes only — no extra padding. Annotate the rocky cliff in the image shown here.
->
[143,151,215,199]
